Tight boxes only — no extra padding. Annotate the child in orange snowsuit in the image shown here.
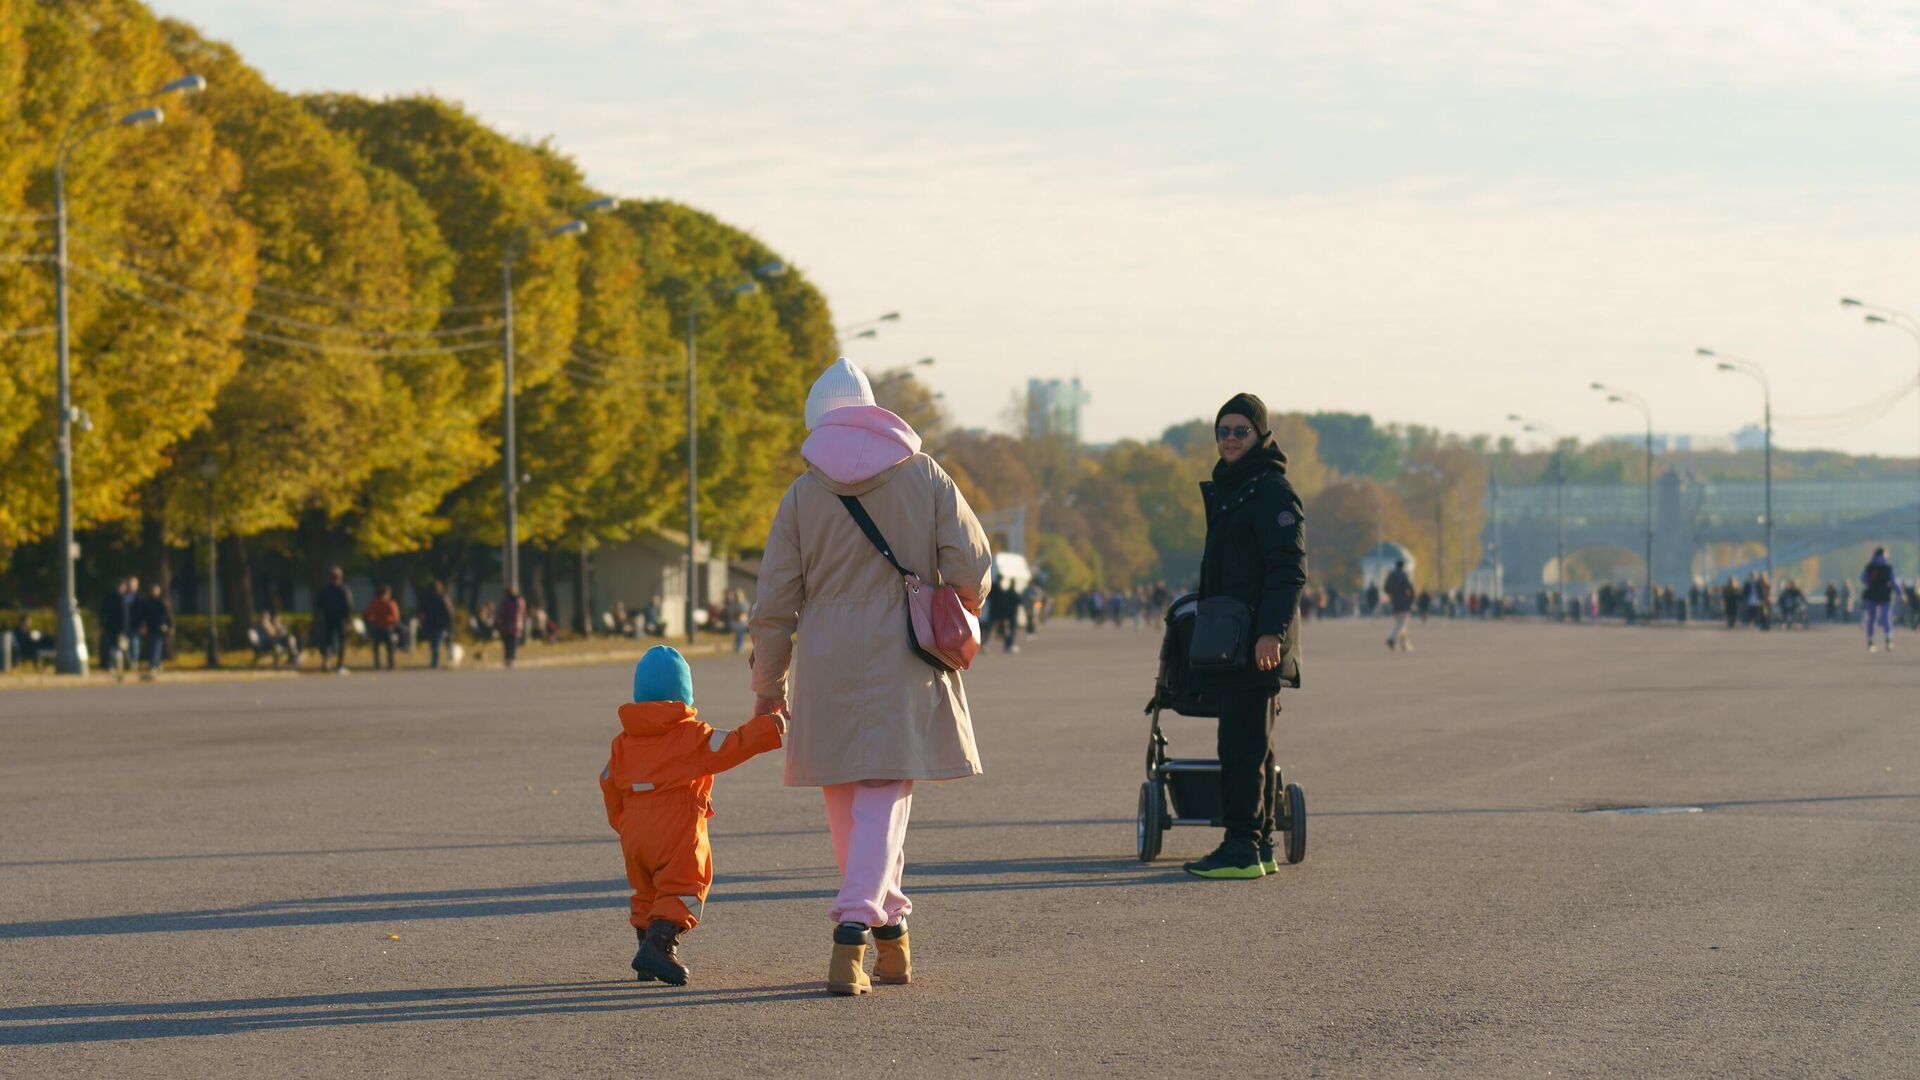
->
[599,646,783,985]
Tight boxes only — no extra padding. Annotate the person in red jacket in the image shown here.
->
[363,585,401,671]
[599,646,784,985]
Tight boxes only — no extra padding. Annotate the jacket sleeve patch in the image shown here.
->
[1277,509,1297,527]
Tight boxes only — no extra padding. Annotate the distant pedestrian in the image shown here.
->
[131,583,173,676]
[986,576,1020,653]
[496,587,526,668]
[724,589,750,654]
[364,585,401,671]
[418,580,453,669]
[97,577,131,674]
[1383,559,1415,652]
[317,567,353,674]
[1722,577,1741,630]
[1861,547,1899,653]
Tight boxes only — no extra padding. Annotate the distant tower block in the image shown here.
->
[1026,377,1090,441]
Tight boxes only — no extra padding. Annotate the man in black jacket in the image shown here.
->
[316,567,353,674]
[98,578,130,672]
[1185,393,1308,880]
[131,583,173,676]
[417,579,454,669]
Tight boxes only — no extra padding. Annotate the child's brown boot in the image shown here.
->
[872,922,911,985]
[828,922,872,996]
[634,919,689,985]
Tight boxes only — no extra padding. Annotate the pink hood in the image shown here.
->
[802,405,922,485]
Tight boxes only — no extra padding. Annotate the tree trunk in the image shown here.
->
[140,509,172,604]
[540,545,560,632]
[223,534,256,640]
[574,543,591,637]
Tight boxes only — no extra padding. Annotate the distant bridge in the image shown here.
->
[1486,473,1920,589]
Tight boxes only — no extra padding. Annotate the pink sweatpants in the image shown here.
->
[823,779,914,927]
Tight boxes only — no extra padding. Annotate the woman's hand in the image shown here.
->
[1254,634,1283,672]
[754,695,787,719]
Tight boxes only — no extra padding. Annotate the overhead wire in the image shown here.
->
[66,219,505,315]
[1775,378,1918,432]
[68,267,498,358]
[70,246,503,340]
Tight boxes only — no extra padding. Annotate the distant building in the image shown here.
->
[1731,424,1766,453]
[1026,377,1090,441]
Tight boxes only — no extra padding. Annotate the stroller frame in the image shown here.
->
[1135,595,1306,865]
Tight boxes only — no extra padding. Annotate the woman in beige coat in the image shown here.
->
[750,358,992,995]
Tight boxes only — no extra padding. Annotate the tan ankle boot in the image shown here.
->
[872,925,910,984]
[828,924,872,996]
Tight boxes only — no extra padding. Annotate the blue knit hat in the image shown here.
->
[631,646,694,705]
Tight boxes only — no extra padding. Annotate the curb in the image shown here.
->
[0,639,736,692]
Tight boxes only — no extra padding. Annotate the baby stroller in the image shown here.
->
[1136,592,1306,865]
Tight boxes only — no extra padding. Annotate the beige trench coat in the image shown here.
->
[749,453,993,787]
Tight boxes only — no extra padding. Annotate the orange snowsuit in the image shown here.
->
[598,701,783,931]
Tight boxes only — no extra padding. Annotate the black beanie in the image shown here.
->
[1215,392,1269,437]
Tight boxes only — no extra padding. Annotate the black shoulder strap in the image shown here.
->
[839,495,913,578]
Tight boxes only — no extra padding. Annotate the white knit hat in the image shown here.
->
[804,357,875,429]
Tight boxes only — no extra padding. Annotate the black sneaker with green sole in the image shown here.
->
[1183,839,1265,879]
[1258,840,1278,875]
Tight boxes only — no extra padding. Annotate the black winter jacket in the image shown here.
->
[1196,463,1307,690]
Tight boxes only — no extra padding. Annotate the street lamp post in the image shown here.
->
[685,261,786,643]
[50,73,206,676]
[200,456,219,668]
[1698,348,1772,584]
[499,198,615,594]
[1507,414,1565,609]
[1842,298,1920,583]
[1592,383,1654,613]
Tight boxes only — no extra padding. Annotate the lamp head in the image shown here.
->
[581,197,618,213]
[160,74,207,96]
[1716,362,1735,372]
[756,260,786,277]
[1506,413,1523,422]
[880,312,901,322]
[548,220,588,238]
[1607,394,1625,404]
[1866,314,1889,325]
[852,328,877,339]
[119,107,163,128]
[1840,297,1863,307]
[916,357,935,366]
[1695,347,1714,357]
[730,280,759,296]
[1589,382,1607,391]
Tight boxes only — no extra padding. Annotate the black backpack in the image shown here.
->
[1152,593,1229,718]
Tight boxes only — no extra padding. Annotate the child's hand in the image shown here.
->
[772,711,789,737]
[754,695,786,717]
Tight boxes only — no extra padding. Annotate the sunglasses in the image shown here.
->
[1215,425,1255,441]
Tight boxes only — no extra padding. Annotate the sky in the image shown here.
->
[160,0,1920,457]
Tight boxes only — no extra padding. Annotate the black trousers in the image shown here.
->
[1217,689,1277,843]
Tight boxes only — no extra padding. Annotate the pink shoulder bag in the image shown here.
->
[838,494,980,671]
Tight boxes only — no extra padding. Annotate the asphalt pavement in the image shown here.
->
[2,616,1915,1078]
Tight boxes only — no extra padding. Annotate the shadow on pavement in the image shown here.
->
[0,980,823,1045]
[0,817,1135,870]
[0,856,1182,940]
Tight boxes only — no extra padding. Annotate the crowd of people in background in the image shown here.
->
[1049,548,1918,646]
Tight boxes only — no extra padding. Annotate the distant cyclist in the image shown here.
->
[1861,547,1900,653]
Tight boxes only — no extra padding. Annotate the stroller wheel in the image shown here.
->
[1283,783,1307,864]
[1136,781,1166,862]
